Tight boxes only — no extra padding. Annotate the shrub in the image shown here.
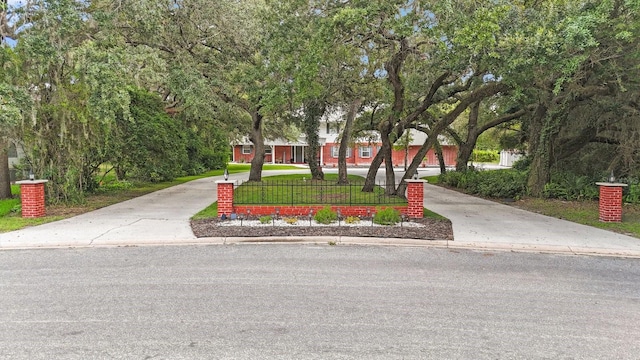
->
[472,149,499,163]
[543,172,598,201]
[284,217,298,225]
[624,183,640,204]
[440,169,527,199]
[314,206,337,224]
[259,215,272,224]
[373,207,401,226]
[345,216,360,224]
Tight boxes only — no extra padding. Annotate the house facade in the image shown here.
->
[232,116,457,168]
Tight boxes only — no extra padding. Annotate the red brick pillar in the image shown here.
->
[16,180,49,218]
[216,180,236,218]
[405,179,426,219]
[596,182,627,222]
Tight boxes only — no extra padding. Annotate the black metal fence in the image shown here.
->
[234,180,407,205]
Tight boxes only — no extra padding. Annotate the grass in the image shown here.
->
[513,198,640,238]
[192,202,218,220]
[0,185,66,232]
[423,175,440,184]
[193,175,448,220]
[423,207,447,220]
[0,163,300,233]
[234,173,408,206]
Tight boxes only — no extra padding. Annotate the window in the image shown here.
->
[326,122,339,134]
[265,147,272,155]
[332,146,351,158]
[8,143,17,158]
[241,145,252,154]
[359,146,372,158]
[331,146,339,158]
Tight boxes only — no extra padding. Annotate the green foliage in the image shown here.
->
[623,182,640,205]
[111,88,188,182]
[542,172,599,201]
[259,215,272,224]
[0,198,20,217]
[96,180,133,193]
[423,208,447,220]
[472,150,499,163]
[192,202,218,220]
[440,169,528,199]
[373,207,401,226]
[345,216,360,224]
[314,207,337,224]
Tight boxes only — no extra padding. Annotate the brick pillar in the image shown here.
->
[216,180,236,218]
[405,179,426,219]
[596,182,627,222]
[16,180,49,218]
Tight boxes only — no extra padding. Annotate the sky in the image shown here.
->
[3,0,25,47]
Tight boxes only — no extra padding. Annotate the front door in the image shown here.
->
[292,146,305,163]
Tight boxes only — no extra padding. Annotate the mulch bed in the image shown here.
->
[191,217,454,241]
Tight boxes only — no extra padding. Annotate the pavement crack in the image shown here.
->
[88,219,146,246]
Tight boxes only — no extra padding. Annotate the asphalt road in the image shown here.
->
[1,245,639,359]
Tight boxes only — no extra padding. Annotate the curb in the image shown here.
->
[1,236,640,258]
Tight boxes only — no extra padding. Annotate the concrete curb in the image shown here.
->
[2,236,640,258]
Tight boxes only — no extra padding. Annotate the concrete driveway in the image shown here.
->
[1,167,639,257]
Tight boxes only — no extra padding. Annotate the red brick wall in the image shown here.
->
[233,205,409,218]
[322,143,458,167]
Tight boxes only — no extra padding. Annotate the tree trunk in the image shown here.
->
[381,130,396,195]
[434,139,447,174]
[455,142,475,172]
[337,97,362,185]
[362,149,385,192]
[248,108,265,182]
[396,134,435,198]
[0,140,12,199]
[455,101,480,171]
[526,105,553,197]
[304,100,325,180]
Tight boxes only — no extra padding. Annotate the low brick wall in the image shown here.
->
[233,205,408,218]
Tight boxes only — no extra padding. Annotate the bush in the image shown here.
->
[472,149,499,163]
[314,207,337,224]
[624,183,640,204]
[440,169,527,199]
[284,217,298,225]
[373,207,401,226]
[543,172,599,201]
[259,215,272,224]
[345,216,360,224]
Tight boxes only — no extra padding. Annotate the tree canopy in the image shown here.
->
[2,0,639,201]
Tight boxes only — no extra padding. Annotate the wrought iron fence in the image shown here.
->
[234,180,407,205]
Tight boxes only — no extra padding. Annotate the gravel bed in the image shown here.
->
[191,217,453,241]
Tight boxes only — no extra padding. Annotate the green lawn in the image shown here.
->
[514,198,640,238]
[234,174,407,206]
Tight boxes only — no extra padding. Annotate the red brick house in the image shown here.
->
[231,117,457,168]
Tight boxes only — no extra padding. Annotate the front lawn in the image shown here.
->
[233,174,407,205]
[513,198,640,238]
